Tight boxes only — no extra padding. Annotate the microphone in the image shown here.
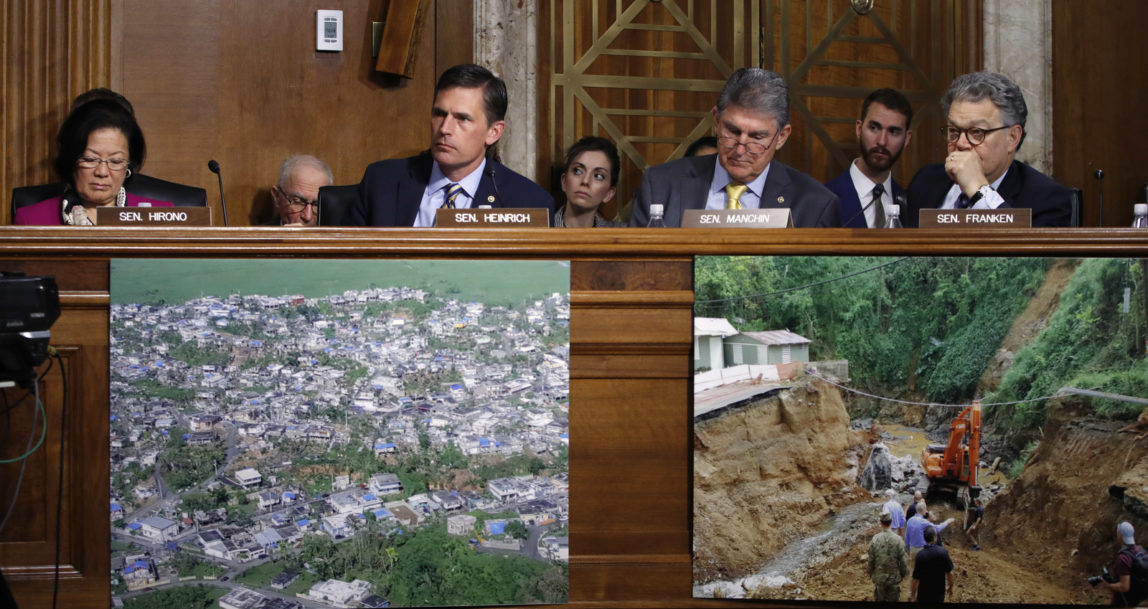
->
[208,160,230,227]
[1094,169,1105,227]
[486,165,501,207]
[842,193,877,227]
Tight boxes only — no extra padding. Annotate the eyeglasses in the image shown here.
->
[941,124,1013,146]
[276,188,318,212]
[716,128,779,157]
[76,156,129,171]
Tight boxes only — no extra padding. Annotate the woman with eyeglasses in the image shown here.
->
[14,99,172,225]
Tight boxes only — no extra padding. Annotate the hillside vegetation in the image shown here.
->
[695,256,1148,436]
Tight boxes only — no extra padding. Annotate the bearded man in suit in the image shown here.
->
[350,63,553,227]
[825,88,913,228]
[630,67,840,228]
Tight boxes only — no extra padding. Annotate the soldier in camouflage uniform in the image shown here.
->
[868,510,909,602]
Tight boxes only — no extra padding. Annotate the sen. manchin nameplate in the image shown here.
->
[918,208,1032,228]
[97,206,213,226]
[436,208,550,227]
[682,208,791,228]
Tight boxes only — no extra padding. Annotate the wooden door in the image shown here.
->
[1052,0,1148,227]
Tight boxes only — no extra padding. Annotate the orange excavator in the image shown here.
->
[920,400,982,508]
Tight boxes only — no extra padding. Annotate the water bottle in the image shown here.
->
[883,204,903,229]
[647,203,667,228]
[1134,203,1148,228]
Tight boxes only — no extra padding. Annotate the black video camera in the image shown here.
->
[1088,566,1113,586]
[0,272,60,388]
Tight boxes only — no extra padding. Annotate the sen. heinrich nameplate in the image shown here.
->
[436,208,550,227]
[97,206,212,226]
[682,208,792,228]
[918,208,1032,228]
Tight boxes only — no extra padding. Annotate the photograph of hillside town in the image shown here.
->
[108,259,571,609]
[691,256,1148,605]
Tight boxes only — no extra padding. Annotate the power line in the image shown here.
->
[807,371,1064,409]
[695,256,911,308]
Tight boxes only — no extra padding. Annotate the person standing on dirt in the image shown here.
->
[907,502,955,561]
[911,525,955,602]
[906,490,925,523]
[965,498,984,551]
[869,511,909,602]
[883,489,907,538]
[905,502,931,561]
[1100,521,1148,606]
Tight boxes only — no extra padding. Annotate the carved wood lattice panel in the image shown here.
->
[544,0,979,218]
[769,0,981,183]
[547,0,759,219]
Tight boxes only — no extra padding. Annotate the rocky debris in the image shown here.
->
[743,499,884,600]
[857,440,924,495]
[1109,458,1148,521]
[858,442,892,491]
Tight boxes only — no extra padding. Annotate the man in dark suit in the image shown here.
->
[825,88,913,228]
[630,68,840,228]
[905,71,1072,227]
[349,64,553,227]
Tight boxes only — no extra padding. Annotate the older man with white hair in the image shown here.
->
[269,154,333,226]
[881,489,906,538]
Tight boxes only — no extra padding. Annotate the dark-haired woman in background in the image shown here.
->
[15,99,171,225]
[554,136,623,227]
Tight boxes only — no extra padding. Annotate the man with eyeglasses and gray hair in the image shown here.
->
[630,67,841,227]
[268,154,333,227]
[904,71,1072,227]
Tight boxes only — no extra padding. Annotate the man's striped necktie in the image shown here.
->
[444,183,462,209]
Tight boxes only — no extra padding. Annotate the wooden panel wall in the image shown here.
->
[542,0,980,221]
[1,0,472,227]
[1,0,115,225]
[769,0,981,184]
[120,0,472,226]
[1052,0,1148,227]
[0,259,113,608]
[545,0,757,222]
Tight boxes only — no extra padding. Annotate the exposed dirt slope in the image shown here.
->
[693,377,869,582]
[986,397,1148,585]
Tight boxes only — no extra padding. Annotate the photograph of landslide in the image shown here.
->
[691,256,1148,604]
